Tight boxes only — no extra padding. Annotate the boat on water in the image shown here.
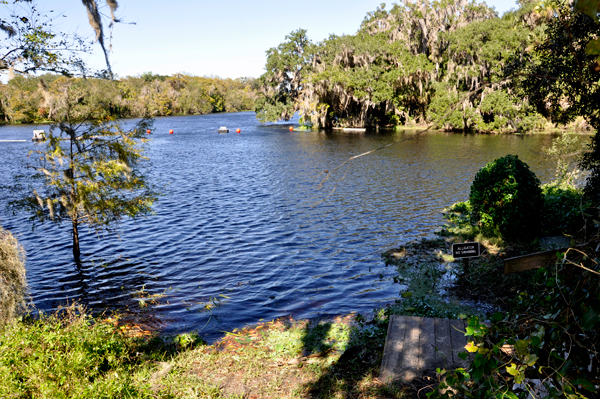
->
[32,130,46,141]
[218,126,229,133]
[332,127,366,133]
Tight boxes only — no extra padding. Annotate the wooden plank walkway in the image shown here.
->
[379,316,469,383]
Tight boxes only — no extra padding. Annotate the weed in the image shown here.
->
[384,239,487,320]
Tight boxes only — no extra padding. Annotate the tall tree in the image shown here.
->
[513,1,600,202]
[10,78,158,260]
[254,29,313,123]
[2,1,159,261]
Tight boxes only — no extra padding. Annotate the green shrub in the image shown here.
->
[0,305,152,398]
[430,250,600,399]
[541,183,586,236]
[469,155,543,242]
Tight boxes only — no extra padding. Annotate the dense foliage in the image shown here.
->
[469,155,543,242]
[440,133,589,243]
[0,73,257,124]
[541,183,587,236]
[430,251,600,399]
[255,29,312,123]
[0,306,155,398]
[256,0,574,131]
[512,3,600,209]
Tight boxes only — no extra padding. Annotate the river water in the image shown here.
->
[0,112,557,341]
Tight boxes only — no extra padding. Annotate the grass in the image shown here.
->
[0,305,152,398]
[0,304,415,398]
[2,229,549,398]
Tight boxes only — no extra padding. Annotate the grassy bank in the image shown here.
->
[0,304,408,398]
[4,233,596,398]
[1,235,505,399]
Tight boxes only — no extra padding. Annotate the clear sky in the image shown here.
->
[8,0,520,79]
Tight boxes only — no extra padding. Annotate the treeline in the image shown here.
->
[256,0,593,132]
[0,73,258,124]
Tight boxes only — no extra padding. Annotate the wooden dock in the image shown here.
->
[380,316,469,383]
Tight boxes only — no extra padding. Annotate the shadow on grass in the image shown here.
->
[299,315,410,399]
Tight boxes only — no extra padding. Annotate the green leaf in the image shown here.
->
[523,354,538,366]
[491,312,504,322]
[575,0,600,22]
[572,378,598,393]
[585,38,600,55]
[514,339,529,355]
[582,306,600,330]
[506,363,519,376]
[506,363,526,384]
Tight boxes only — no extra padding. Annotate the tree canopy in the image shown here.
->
[0,0,89,77]
[0,73,257,124]
[255,0,586,132]
[255,29,313,123]
[1,1,163,261]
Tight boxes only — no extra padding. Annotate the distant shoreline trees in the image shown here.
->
[255,0,595,133]
[0,73,258,124]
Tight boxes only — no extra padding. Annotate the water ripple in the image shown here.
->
[0,112,558,342]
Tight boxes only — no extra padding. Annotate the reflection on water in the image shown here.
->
[0,112,560,341]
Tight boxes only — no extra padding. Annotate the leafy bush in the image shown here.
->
[469,155,543,242]
[427,83,480,130]
[0,305,150,397]
[438,201,478,238]
[544,132,587,187]
[429,249,600,399]
[541,183,586,236]
[0,226,27,325]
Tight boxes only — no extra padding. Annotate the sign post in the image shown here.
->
[452,242,481,274]
[452,242,481,259]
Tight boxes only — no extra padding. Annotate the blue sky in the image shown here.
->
[9,0,519,79]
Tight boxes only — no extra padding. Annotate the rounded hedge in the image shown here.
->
[469,154,543,242]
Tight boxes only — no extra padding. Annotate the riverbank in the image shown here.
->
[0,236,506,399]
[3,232,597,398]
[0,304,403,398]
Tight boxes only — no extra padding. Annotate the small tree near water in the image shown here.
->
[9,80,159,261]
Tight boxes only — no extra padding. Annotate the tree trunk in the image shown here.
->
[72,214,80,260]
[69,137,80,261]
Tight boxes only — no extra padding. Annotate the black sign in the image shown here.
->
[452,242,481,259]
